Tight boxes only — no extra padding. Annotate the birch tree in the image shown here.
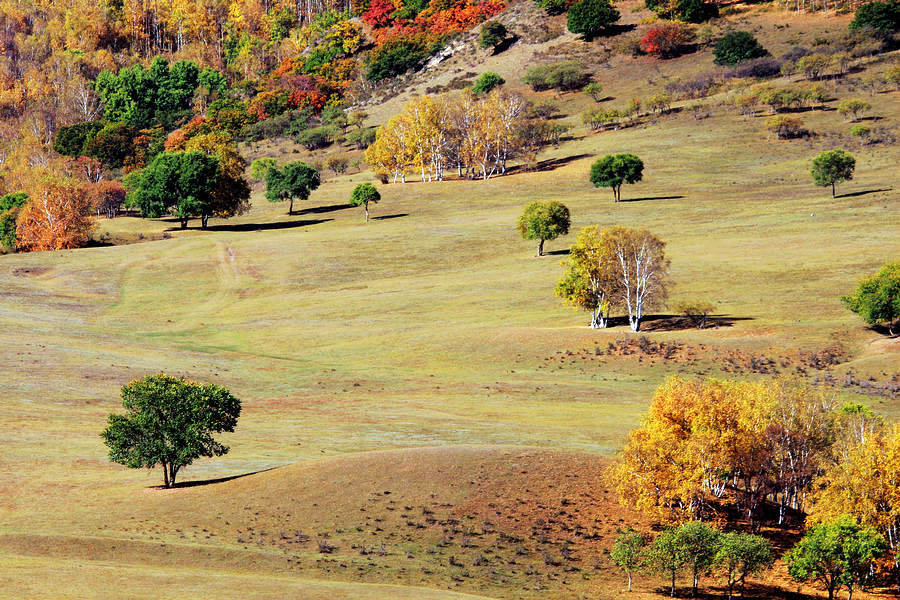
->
[607,226,669,332]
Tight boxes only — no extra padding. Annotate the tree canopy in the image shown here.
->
[124,151,220,229]
[842,262,900,334]
[590,154,644,202]
[517,201,570,256]
[786,516,886,600]
[349,182,381,222]
[265,161,321,215]
[567,0,621,39]
[713,31,767,65]
[811,149,856,197]
[101,373,241,488]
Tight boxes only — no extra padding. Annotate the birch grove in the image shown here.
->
[365,90,553,182]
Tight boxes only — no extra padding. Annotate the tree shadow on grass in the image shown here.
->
[545,248,570,256]
[150,467,279,489]
[372,213,408,221]
[619,195,685,202]
[836,187,892,199]
[637,314,755,332]
[295,203,354,215]
[170,218,333,233]
[509,153,594,174]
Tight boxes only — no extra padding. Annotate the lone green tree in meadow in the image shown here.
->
[517,200,570,256]
[811,149,855,198]
[610,528,646,592]
[349,182,381,222]
[265,161,321,215]
[590,154,644,202]
[101,373,241,488]
[785,515,886,600]
[842,262,900,335]
[715,532,774,600]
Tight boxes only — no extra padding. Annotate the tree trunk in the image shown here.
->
[365,204,369,222]
[692,572,699,596]
[180,218,188,229]
[201,214,209,229]
[538,238,544,256]
[289,198,294,215]
[631,317,641,332]
[162,462,170,488]
[671,570,676,597]
[627,572,632,592]
[831,182,835,198]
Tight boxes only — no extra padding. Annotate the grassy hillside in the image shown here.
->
[2,1,899,597]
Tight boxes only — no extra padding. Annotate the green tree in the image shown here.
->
[101,373,241,488]
[610,528,646,592]
[124,151,220,229]
[0,192,28,250]
[472,72,506,95]
[349,182,381,222]
[517,201,570,256]
[53,122,104,157]
[590,154,644,202]
[715,532,774,600]
[786,515,886,600]
[849,0,900,34]
[842,262,900,335]
[567,0,621,40]
[95,57,200,129]
[265,161,321,215]
[479,21,508,50]
[648,527,690,597]
[837,99,872,122]
[584,82,604,102]
[675,521,721,597]
[82,123,136,169]
[811,149,855,198]
[250,158,277,181]
[713,31,767,66]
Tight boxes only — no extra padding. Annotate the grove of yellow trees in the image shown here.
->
[365,90,565,182]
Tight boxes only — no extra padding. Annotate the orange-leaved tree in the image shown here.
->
[16,179,94,251]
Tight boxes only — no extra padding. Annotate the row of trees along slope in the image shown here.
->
[609,376,900,595]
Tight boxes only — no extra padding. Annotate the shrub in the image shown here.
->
[250,157,277,181]
[584,82,604,101]
[849,0,900,34]
[479,21,508,49]
[838,98,872,122]
[239,109,312,142]
[366,38,429,81]
[296,125,338,150]
[582,107,622,130]
[734,57,783,79]
[665,74,716,99]
[53,122,104,157]
[639,23,695,58]
[82,123,135,169]
[523,61,592,92]
[714,31,767,66]
[567,0,621,39]
[646,92,672,114]
[850,124,872,143]
[766,115,805,139]
[472,72,506,94]
[534,0,569,16]
[646,0,718,22]
[347,127,377,150]
[325,155,350,175]
[529,99,561,119]
[795,53,831,80]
